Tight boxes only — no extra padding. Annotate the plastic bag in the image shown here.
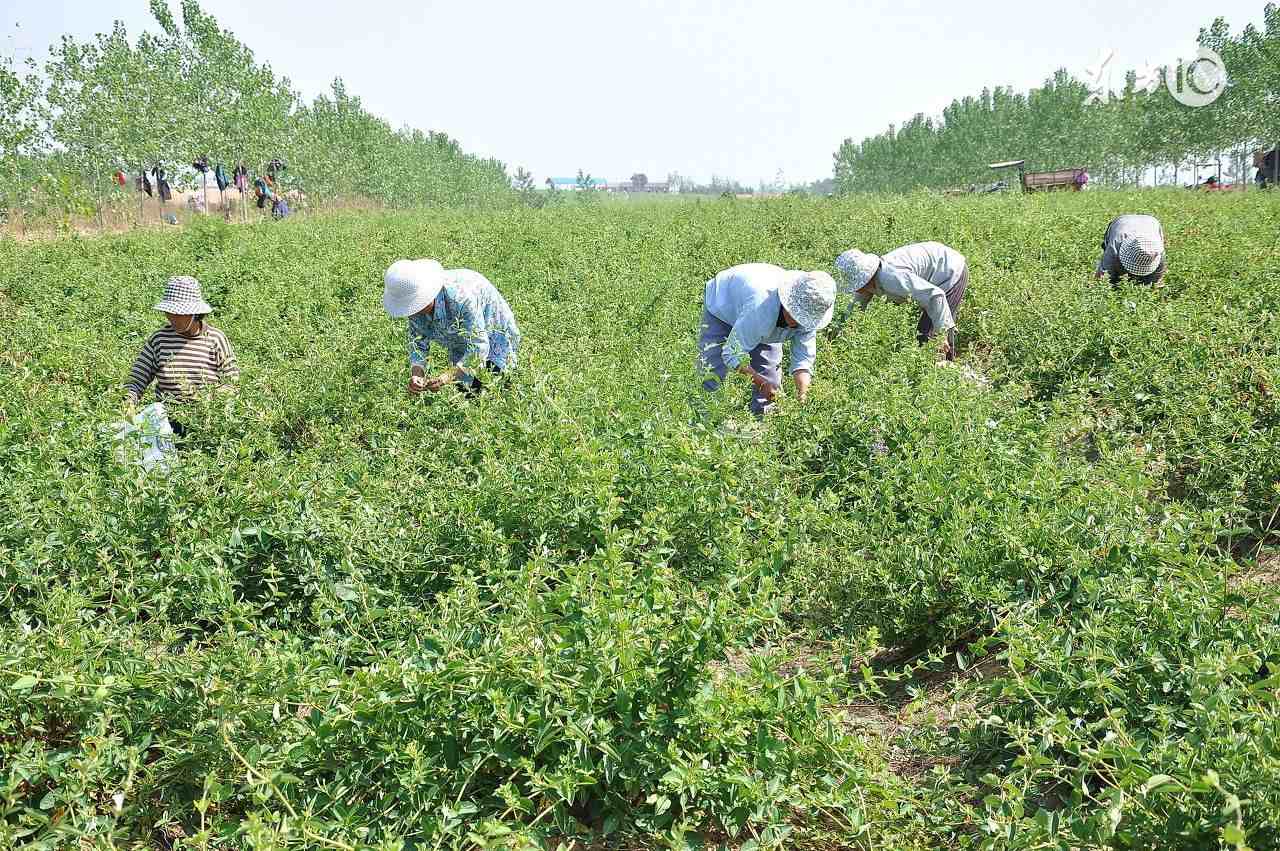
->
[107,402,177,471]
[936,360,992,388]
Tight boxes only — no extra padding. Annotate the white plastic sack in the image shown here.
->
[107,402,177,471]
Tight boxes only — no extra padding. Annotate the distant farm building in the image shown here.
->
[545,177,677,193]
[630,182,676,193]
[609,179,680,191]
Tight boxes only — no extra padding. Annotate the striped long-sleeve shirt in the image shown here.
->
[125,324,240,404]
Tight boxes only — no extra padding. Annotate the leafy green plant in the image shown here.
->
[1,190,1277,849]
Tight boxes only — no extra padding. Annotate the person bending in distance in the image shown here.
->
[1094,214,1166,285]
[834,242,967,361]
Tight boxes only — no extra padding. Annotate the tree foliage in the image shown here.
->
[0,52,43,215]
[1,0,513,219]
[833,5,1280,192]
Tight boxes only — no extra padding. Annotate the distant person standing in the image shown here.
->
[834,241,968,361]
[696,264,836,416]
[1094,214,1166,284]
[382,259,521,396]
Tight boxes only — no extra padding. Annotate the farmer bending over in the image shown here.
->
[124,275,239,435]
[697,263,836,417]
[1095,214,1166,285]
[382,259,521,396]
[835,242,967,361]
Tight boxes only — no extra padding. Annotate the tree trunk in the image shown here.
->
[96,171,106,233]
[14,160,25,236]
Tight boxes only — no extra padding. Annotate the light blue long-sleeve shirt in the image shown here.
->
[849,242,965,333]
[408,270,520,376]
[703,263,817,375]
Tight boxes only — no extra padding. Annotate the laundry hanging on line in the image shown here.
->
[214,163,229,192]
[254,176,272,209]
[151,165,173,202]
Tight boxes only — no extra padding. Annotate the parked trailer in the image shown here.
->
[1024,168,1087,192]
[989,160,1087,193]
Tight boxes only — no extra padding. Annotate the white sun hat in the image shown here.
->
[153,275,214,315]
[1118,236,1162,277]
[382,259,445,317]
[835,249,881,293]
[779,270,836,331]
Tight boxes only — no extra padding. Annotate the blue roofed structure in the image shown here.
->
[547,176,608,190]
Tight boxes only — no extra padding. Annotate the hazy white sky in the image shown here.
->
[2,0,1270,185]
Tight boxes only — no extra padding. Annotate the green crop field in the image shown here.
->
[2,191,1279,849]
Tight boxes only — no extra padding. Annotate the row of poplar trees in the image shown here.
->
[0,0,514,222]
[833,4,1280,193]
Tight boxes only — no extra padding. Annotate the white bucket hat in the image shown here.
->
[779,271,836,331]
[382,259,445,317]
[154,275,214,315]
[1118,236,1162,277]
[835,249,881,293]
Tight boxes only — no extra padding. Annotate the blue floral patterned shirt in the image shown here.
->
[407,269,520,376]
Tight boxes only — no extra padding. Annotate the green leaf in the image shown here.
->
[11,675,37,692]
[1140,774,1176,794]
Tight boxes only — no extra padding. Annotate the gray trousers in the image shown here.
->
[696,308,782,416]
[916,267,968,361]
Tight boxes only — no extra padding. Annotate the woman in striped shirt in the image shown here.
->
[125,276,239,432]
